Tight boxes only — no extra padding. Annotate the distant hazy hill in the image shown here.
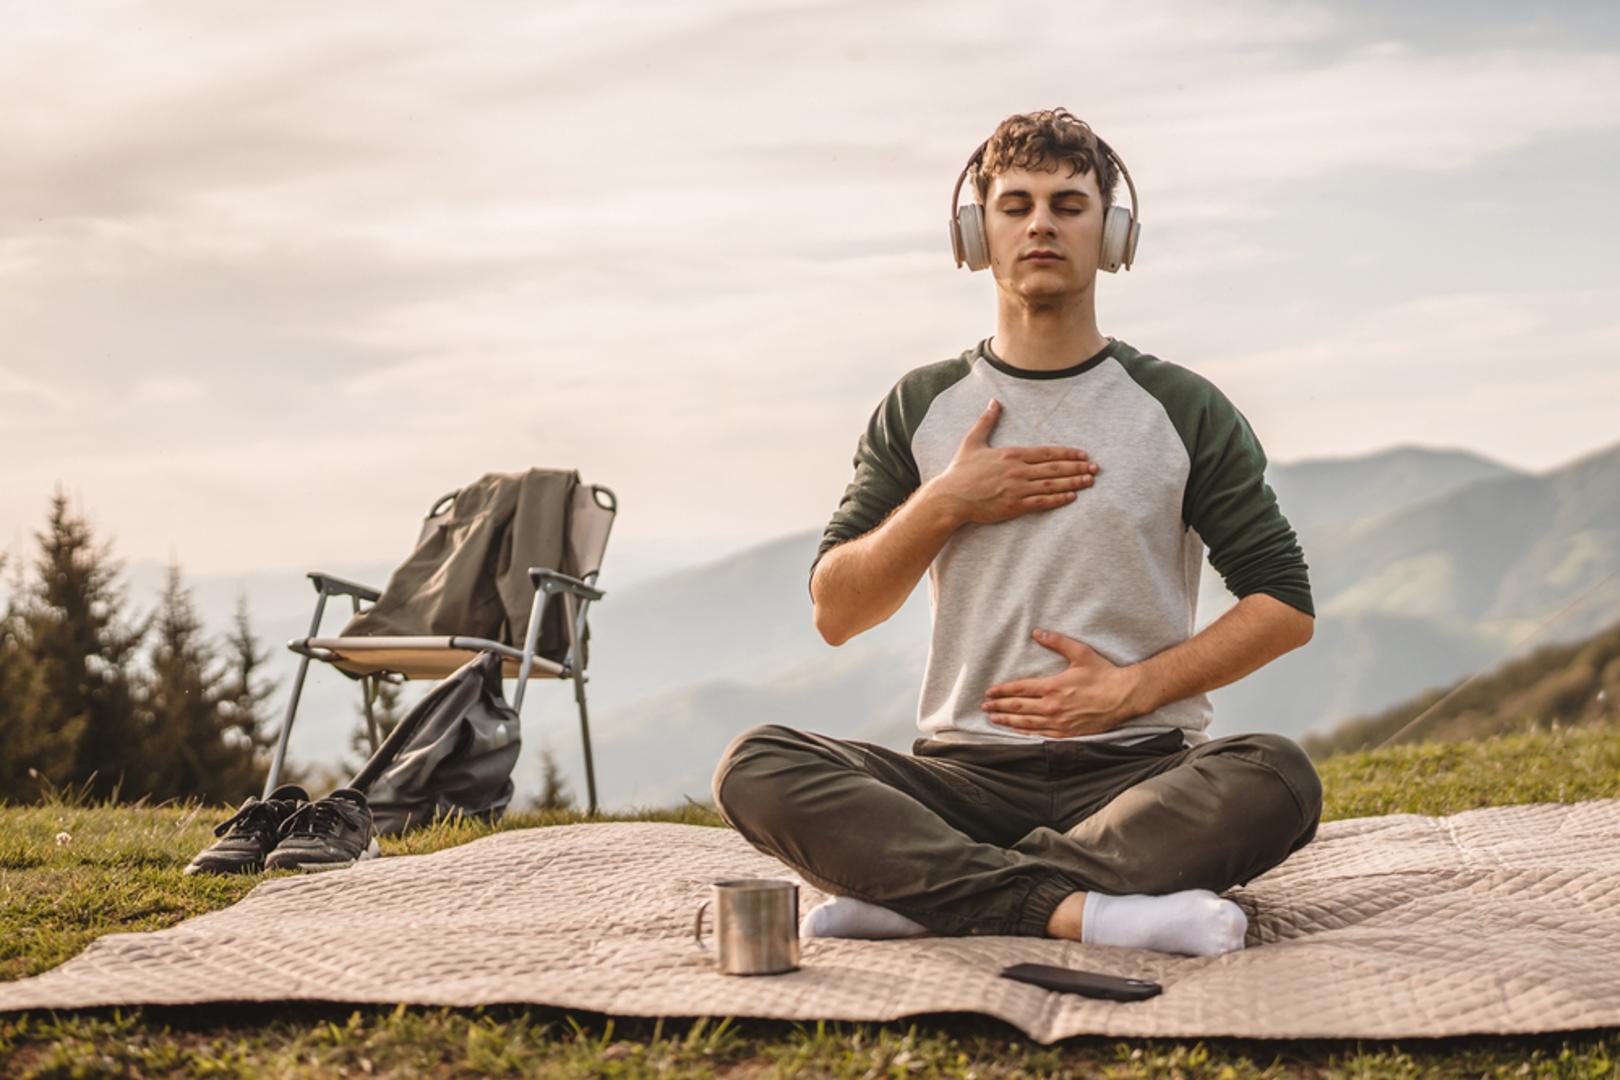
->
[1301,614,1620,758]
[1194,444,1521,625]
[588,640,929,810]
[584,532,927,711]
[1268,444,1518,535]
[1309,440,1620,634]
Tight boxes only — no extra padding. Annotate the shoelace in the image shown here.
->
[279,798,361,840]
[213,800,287,844]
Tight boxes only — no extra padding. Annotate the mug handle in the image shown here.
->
[693,899,712,952]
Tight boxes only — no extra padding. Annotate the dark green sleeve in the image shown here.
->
[1182,378,1314,617]
[808,384,922,598]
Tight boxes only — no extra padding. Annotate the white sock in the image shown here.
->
[800,895,929,940]
[1080,888,1248,956]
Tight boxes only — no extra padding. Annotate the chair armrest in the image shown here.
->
[529,567,605,602]
[307,572,382,603]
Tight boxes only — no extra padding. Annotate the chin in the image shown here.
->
[1015,278,1073,300]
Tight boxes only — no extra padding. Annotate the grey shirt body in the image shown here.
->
[812,337,1313,749]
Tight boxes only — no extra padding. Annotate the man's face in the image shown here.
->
[982,160,1106,298]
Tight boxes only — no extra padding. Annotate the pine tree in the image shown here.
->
[218,592,278,772]
[536,745,576,811]
[349,675,408,768]
[0,555,75,803]
[141,563,265,803]
[21,490,146,801]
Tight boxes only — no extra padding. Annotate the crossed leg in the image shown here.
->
[711,724,1323,946]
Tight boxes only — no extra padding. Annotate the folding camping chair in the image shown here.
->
[263,480,617,814]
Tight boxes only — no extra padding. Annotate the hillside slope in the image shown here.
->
[1301,614,1620,757]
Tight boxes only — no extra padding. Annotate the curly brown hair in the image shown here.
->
[971,107,1117,210]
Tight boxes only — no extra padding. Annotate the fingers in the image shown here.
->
[962,399,1002,447]
[984,687,1060,733]
[1014,473,1095,496]
[1007,460,1098,501]
[1013,445,1090,464]
[984,682,1048,702]
[1018,491,1080,511]
[986,714,1064,736]
[985,709,1065,736]
[1021,459,1100,480]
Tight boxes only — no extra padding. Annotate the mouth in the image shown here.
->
[1022,252,1064,263]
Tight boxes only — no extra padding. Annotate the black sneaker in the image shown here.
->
[184,784,311,876]
[264,788,381,872]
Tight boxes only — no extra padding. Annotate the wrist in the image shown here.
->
[917,476,967,532]
[1116,662,1157,724]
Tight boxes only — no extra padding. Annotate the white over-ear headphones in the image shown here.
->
[949,135,1141,273]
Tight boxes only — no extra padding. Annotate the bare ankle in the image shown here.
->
[1045,890,1088,940]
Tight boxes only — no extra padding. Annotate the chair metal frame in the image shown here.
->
[263,484,616,815]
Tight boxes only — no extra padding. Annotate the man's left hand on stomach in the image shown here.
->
[981,628,1143,738]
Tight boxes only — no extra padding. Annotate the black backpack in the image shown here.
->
[349,650,522,836]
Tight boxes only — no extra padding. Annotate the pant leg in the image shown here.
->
[710,723,1076,937]
[1013,731,1324,912]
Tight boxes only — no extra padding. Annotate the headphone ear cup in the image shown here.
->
[957,202,990,271]
[1099,205,1131,273]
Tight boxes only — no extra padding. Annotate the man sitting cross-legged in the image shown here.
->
[710,107,1323,956]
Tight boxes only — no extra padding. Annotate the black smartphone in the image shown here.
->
[998,962,1162,1001]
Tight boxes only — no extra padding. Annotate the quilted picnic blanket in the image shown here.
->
[3,798,1618,1043]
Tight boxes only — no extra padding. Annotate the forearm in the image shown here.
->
[812,477,961,646]
[1120,593,1314,721]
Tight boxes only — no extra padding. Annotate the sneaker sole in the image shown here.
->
[268,837,381,874]
[183,860,264,876]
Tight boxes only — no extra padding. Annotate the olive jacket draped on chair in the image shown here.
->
[339,467,587,667]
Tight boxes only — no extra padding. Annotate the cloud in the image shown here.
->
[132,377,207,404]
[2,1,1617,572]
[1197,289,1620,471]
[0,365,71,421]
[9,2,1618,274]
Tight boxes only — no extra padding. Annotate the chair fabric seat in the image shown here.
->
[301,636,568,680]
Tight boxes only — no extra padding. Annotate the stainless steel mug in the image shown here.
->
[693,878,800,975]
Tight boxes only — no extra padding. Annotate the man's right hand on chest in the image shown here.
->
[813,399,1100,646]
[930,399,1100,528]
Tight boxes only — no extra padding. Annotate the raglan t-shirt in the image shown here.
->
[811,336,1313,749]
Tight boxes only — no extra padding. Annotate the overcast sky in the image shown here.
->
[4,0,1618,580]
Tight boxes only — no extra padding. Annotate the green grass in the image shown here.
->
[2,720,1617,1078]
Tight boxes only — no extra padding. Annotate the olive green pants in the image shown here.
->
[710,724,1323,938]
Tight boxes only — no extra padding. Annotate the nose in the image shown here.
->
[1026,204,1058,237]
